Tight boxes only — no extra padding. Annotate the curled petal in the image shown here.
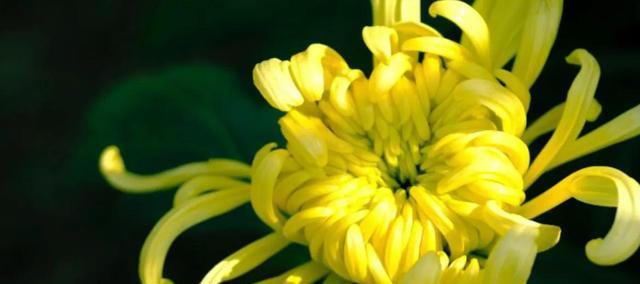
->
[469,0,530,68]
[402,36,473,62]
[253,58,304,111]
[290,45,325,102]
[369,53,413,101]
[363,26,399,63]
[447,79,527,137]
[100,146,250,193]
[139,189,250,284]
[251,149,289,230]
[429,0,491,67]
[519,167,640,265]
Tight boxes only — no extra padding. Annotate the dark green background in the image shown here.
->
[2,0,639,283]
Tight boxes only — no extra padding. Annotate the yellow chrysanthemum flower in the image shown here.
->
[99,0,640,283]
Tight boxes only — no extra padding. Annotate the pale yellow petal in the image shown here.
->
[399,251,441,284]
[482,225,537,284]
[512,0,563,88]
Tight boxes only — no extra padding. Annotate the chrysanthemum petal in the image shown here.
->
[402,36,473,62]
[482,201,560,252]
[369,53,413,101]
[279,111,329,167]
[519,167,640,266]
[201,233,291,284]
[363,26,399,64]
[521,99,601,145]
[525,49,600,188]
[251,149,289,230]
[253,58,305,111]
[494,69,531,111]
[173,176,249,207]
[399,251,441,284]
[100,146,250,193]
[481,225,538,284]
[429,0,491,67]
[468,0,530,68]
[550,104,640,168]
[139,189,250,284]
[253,262,329,284]
[512,0,563,88]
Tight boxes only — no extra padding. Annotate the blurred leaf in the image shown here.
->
[68,64,280,223]
[83,64,278,168]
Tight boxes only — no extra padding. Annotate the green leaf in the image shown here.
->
[88,64,278,167]
[68,64,280,224]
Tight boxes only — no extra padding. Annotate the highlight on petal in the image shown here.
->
[524,49,600,188]
[428,0,491,67]
[397,0,420,24]
[512,0,563,88]
[519,167,640,266]
[289,45,326,102]
[201,233,291,284]
[100,145,250,193]
[402,36,473,62]
[139,189,250,284]
[362,26,399,64]
[253,58,305,111]
[482,225,538,284]
[255,261,329,284]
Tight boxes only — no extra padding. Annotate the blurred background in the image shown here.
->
[2,0,640,283]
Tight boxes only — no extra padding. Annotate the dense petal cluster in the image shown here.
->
[100,0,640,283]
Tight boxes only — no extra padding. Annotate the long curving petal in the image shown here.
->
[139,189,250,284]
[100,146,250,193]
